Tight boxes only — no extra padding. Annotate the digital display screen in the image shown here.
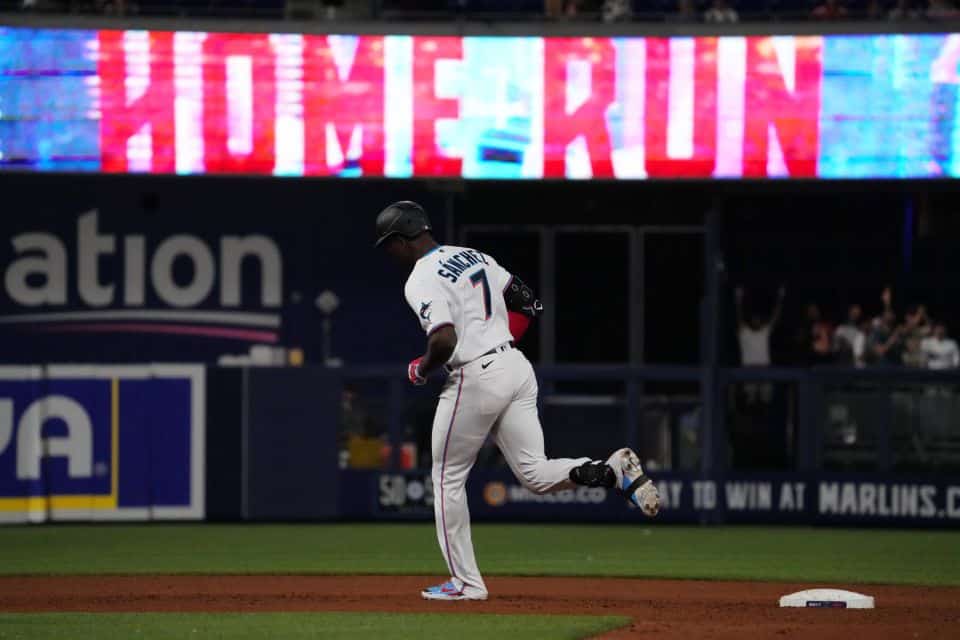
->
[1,27,959,179]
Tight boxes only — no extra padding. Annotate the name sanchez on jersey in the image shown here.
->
[437,249,489,282]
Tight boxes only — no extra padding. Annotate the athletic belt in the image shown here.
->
[445,341,515,373]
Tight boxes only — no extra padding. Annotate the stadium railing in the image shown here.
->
[333,364,960,476]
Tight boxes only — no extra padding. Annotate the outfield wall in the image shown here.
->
[353,469,960,528]
[2,363,958,526]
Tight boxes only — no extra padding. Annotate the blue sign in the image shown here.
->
[0,365,204,523]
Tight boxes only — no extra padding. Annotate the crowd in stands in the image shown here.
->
[6,0,960,21]
[736,286,960,369]
[545,0,958,22]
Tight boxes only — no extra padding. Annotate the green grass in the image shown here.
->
[0,524,958,586]
[0,612,629,640]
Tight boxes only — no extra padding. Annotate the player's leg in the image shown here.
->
[490,349,592,494]
[427,369,497,600]
[492,349,660,516]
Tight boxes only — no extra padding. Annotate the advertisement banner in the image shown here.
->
[0,365,204,523]
[0,177,437,364]
[2,27,959,179]
[351,470,960,526]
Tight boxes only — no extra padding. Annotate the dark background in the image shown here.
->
[3,172,959,367]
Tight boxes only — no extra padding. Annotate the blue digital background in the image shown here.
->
[818,34,960,178]
[0,27,100,172]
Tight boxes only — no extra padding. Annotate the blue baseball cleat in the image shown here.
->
[607,448,660,517]
[421,580,487,601]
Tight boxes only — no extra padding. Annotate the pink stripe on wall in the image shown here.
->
[28,323,279,343]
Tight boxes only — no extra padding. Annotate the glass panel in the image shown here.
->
[639,397,702,472]
[644,233,703,365]
[822,386,883,472]
[539,396,626,464]
[823,382,960,473]
[726,381,797,470]
[890,384,960,473]
[556,232,629,363]
[338,378,391,470]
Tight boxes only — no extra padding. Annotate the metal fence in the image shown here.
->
[335,364,960,476]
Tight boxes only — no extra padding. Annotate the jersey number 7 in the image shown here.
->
[470,269,492,320]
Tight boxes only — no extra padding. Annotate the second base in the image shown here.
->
[778,589,875,609]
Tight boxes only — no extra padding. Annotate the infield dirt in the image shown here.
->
[1,575,957,639]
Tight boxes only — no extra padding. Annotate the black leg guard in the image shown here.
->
[569,461,616,488]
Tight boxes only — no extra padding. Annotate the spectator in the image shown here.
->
[801,303,833,364]
[834,304,866,366]
[866,310,903,365]
[927,0,960,19]
[888,0,922,19]
[97,0,128,14]
[915,304,933,337]
[563,0,584,17]
[811,0,849,18]
[672,0,699,21]
[875,286,897,327]
[735,286,784,403]
[340,385,373,443]
[736,286,784,366]
[865,0,884,17]
[902,306,930,367]
[704,0,738,21]
[922,323,960,369]
[602,0,631,21]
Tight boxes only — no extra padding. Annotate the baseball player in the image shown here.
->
[375,201,660,602]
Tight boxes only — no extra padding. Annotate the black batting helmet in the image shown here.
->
[374,201,432,247]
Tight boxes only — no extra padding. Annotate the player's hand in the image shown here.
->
[408,357,427,386]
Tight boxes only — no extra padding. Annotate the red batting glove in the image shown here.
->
[508,311,532,342]
[408,357,427,386]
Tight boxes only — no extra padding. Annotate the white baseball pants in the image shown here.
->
[430,346,590,598]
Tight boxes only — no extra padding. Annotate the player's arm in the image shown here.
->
[503,274,543,341]
[416,326,458,378]
[770,286,786,328]
[881,287,894,315]
[405,280,457,385]
[734,287,745,328]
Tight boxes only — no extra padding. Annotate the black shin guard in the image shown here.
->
[569,461,616,488]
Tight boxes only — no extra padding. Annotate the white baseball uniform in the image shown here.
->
[404,244,591,599]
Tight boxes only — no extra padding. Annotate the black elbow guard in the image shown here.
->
[504,276,544,318]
